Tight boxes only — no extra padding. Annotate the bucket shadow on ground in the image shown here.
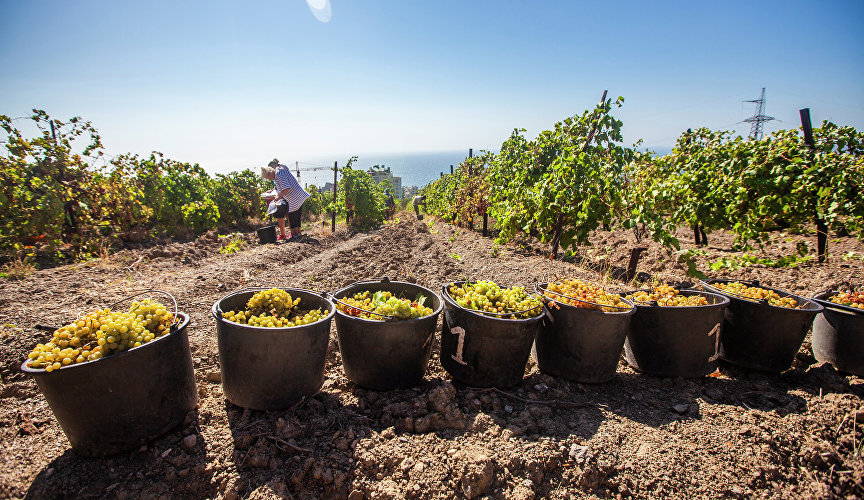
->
[25,409,216,500]
[222,391,359,497]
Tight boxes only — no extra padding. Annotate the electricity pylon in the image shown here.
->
[743,87,775,140]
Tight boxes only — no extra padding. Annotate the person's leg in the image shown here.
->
[288,206,303,236]
[274,203,289,239]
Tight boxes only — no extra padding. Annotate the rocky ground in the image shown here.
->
[1,212,863,499]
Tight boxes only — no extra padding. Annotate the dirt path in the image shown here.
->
[1,213,863,499]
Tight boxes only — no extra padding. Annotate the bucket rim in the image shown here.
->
[535,282,636,314]
[703,279,823,312]
[212,287,337,331]
[20,312,190,375]
[442,281,545,322]
[620,288,731,309]
[330,279,443,323]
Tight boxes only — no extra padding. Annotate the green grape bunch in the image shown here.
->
[26,300,176,372]
[222,288,326,327]
[246,288,300,317]
[448,281,543,319]
[337,290,433,321]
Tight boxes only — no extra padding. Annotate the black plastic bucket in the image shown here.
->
[332,278,443,391]
[811,291,864,376]
[623,290,729,378]
[440,282,544,388]
[705,279,823,373]
[257,225,277,244]
[212,288,335,410]
[20,312,197,457]
[534,283,636,383]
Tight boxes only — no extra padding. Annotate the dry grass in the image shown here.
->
[1,253,36,280]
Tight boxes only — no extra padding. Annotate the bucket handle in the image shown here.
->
[536,283,635,312]
[329,295,396,321]
[697,279,771,305]
[108,290,180,332]
[697,279,816,309]
[37,290,179,335]
[344,276,392,286]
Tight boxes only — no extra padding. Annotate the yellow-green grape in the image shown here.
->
[222,289,326,327]
[336,290,433,321]
[448,281,542,319]
[545,279,627,312]
[712,282,800,308]
[625,284,708,307]
[129,299,175,337]
[27,300,173,372]
[246,288,300,316]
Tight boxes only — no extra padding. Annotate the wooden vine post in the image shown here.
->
[684,128,708,246]
[550,89,608,258]
[331,161,337,233]
[468,148,474,231]
[799,108,828,263]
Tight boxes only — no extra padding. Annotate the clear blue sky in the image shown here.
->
[1,0,862,174]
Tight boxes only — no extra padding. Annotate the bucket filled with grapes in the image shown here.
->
[20,291,197,457]
[441,280,544,388]
[703,279,823,373]
[331,278,442,390]
[621,284,729,378]
[811,289,864,376]
[534,279,636,383]
[212,287,336,410]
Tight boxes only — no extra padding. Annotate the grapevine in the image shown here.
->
[447,281,542,319]
[336,290,433,321]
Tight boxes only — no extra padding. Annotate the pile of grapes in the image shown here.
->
[26,299,175,372]
[710,282,800,309]
[222,288,326,327]
[337,290,433,321]
[829,291,864,309]
[626,283,709,307]
[448,281,542,319]
[543,278,629,312]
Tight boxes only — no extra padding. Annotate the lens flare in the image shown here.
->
[305,0,332,23]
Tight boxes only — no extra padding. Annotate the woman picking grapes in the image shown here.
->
[261,159,310,241]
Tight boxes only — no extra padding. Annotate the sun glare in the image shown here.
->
[305,0,332,23]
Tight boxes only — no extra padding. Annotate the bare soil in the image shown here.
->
[1,212,863,499]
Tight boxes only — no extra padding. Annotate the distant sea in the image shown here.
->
[292,146,674,191]
[294,150,474,190]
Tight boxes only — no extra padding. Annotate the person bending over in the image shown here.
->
[412,194,426,220]
[261,158,310,241]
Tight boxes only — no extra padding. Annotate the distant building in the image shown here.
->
[320,182,335,193]
[403,185,419,198]
[367,165,402,199]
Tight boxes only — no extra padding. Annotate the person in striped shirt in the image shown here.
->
[261,159,310,241]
